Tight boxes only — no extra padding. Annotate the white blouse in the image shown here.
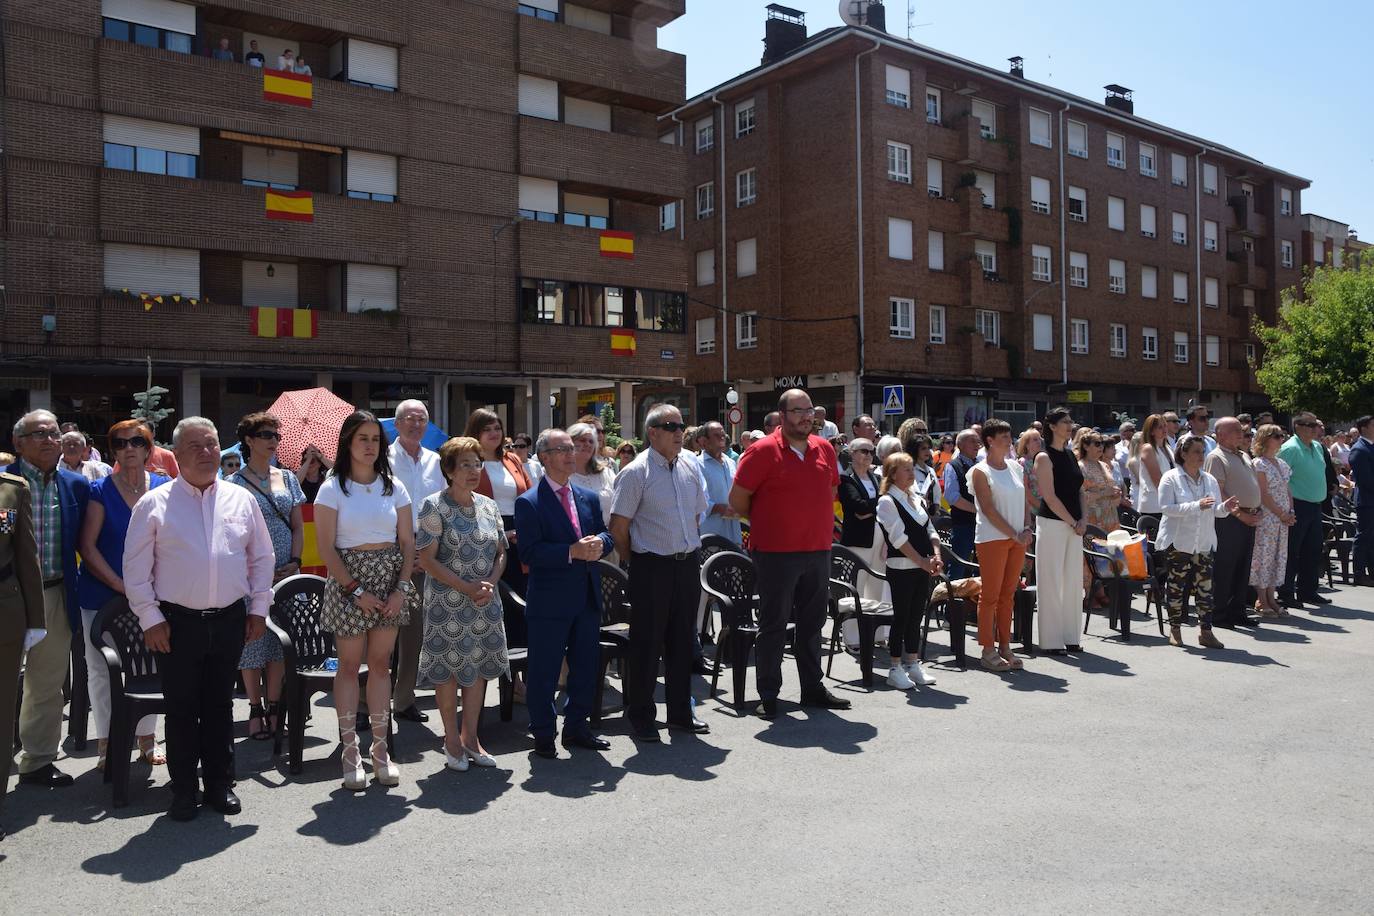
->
[1157,467,1231,554]
[876,487,939,570]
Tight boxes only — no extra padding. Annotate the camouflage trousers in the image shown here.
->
[1164,548,1215,629]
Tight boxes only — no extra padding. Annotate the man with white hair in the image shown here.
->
[59,430,111,482]
[941,429,983,578]
[387,399,445,724]
[813,406,839,440]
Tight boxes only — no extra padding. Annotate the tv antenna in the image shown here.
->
[906,2,932,39]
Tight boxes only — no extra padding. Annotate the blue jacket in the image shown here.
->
[6,462,90,629]
[1350,438,1374,509]
[514,477,612,620]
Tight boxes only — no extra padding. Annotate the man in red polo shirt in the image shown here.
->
[730,388,850,719]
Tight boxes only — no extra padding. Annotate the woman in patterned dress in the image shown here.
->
[416,436,509,772]
[1250,424,1296,618]
[1075,429,1122,605]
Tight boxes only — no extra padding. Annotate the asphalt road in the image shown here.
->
[4,584,1373,914]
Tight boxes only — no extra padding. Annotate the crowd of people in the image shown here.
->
[0,392,1369,832]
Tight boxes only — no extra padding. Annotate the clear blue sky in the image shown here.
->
[662,0,1374,237]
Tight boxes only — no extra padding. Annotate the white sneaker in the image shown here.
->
[904,661,936,686]
[886,665,915,690]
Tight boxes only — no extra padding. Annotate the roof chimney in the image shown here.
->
[1104,84,1134,114]
[762,4,807,65]
[864,1,887,32]
[1008,56,1024,78]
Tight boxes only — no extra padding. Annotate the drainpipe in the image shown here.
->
[711,94,728,391]
[1194,147,1207,398]
[669,112,685,244]
[853,39,880,418]
[1057,102,1071,387]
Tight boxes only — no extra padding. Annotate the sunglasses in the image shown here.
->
[653,422,687,432]
[851,448,874,455]
[1295,421,1317,428]
[251,430,281,441]
[111,435,150,450]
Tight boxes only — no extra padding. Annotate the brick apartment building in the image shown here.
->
[1301,214,1370,273]
[666,3,1309,433]
[0,0,688,443]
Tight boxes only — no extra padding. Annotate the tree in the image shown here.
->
[1254,251,1374,419]
[600,402,624,448]
[131,357,175,443]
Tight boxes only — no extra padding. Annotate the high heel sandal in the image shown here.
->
[249,701,271,741]
[370,712,400,786]
[138,734,166,765]
[339,713,367,791]
[264,700,283,742]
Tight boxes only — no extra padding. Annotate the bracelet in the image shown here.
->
[344,578,360,593]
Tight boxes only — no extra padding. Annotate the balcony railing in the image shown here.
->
[517,14,684,112]
[519,117,685,205]
[518,218,686,292]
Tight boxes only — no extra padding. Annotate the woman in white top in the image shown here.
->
[875,452,942,690]
[1157,436,1238,650]
[569,422,617,527]
[1136,413,1175,520]
[314,411,418,790]
[969,419,1033,671]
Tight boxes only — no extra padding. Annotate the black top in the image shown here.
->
[837,468,882,548]
[947,454,977,528]
[1037,443,1084,521]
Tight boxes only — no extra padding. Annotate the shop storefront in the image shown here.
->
[862,379,996,437]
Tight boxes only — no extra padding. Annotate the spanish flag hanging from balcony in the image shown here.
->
[610,328,637,356]
[251,306,318,339]
[263,69,313,107]
[599,230,635,260]
[265,189,314,222]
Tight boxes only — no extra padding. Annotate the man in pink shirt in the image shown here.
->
[124,417,274,821]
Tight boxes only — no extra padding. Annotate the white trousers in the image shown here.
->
[83,606,157,740]
[1035,517,1083,650]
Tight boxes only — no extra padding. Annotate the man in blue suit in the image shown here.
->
[514,427,614,759]
[1349,415,1374,587]
[8,409,91,787]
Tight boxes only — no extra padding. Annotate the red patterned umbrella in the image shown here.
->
[266,387,355,470]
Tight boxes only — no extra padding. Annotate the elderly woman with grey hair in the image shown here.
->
[569,421,616,527]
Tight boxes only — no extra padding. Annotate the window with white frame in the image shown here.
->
[974,170,996,208]
[975,239,997,275]
[1244,288,1256,309]
[695,116,714,153]
[736,311,757,349]
[926,157,943,196]
[1172,211,1188,245]
[1068,185,1087,222]
[1067,119,1087,157]
[1140,203,1157,238]
[696,182,714,219]
[1281,239,1294,268]
[1243,236,1255,252]
[1246,342,1256,363]
[1202,162,1218,195]
[659,201,677,231]
[1108,195,1125,231]
[1280,187,1293,216]
[1070,318,1089,354]
[1110,322,1127,357]
[695,249,715,286]
[1173,271,1188,303]
[975,308,1000,345]
[1109,258,1126,293]
[1069,250,1088,287]
[736,168,756,207]
[1106,131,1124,168]
[925,86,941,123]
[1241,181,1254,198]
[1204,219,1219,252]
[1142,265,1158,298]
[1139,142,1157,177]
[1173,331,1189,363]
[927,230,945,270]
[695,316,715,354]
[1033,313,1054,351]
[890,297,914,338]
[889,218,914,260]
[735,98,756,138]
[886,65,911,108]
[1171,152,1188,186]
[1031,244,1052,282]
[887,141,912,184]
[971,99,996,139]
[1142,326,1159,360]
[1029,108,1052,147]
[928,304,946,343]
[1030,176,1051,215]
[736,238,757,278]
[1205,276,1219,307]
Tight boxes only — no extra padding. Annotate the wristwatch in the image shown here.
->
[349,581,366,600]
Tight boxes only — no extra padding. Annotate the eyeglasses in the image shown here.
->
[785,407,816,418]
[851,448,874,455]
[111,435,150,450]
[1295,421,1317,428]
[397,414,427,424]
[652,422,687,432]
[453,461,483,472]
[20,428,60,441]
[541,445,575,455]
[251,430,281,441]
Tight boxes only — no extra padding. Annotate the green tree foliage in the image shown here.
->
[1254,252,1374,418]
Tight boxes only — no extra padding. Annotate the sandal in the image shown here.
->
[264,700,283,741]
[998,648,1025,670]
[249,702,272,741]
[96,738,109,772]
[138,734,166,766]
[981,651,1011,672]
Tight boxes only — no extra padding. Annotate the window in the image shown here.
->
[103,242,200,299]
[974,170,996,208]
[346,263,398,313]
[1172,211,1188,246]
[1243,288,1256,309]
[695,249,715,286]
[887,142,912,184]
[925,86,941,124]
[565,4,612,32]
[886,65,911,108]
[736,238,758,278]
[1174,331,1189,363]
[736,312,757,349]
[1173,271,1188,303]
[659,202,677,232]
[890,297,914,338]
[1281,240,1294,268]
[929,304,946,344]
[696,182,715,220]
[103,115,199,178]
[518,280,689,330]
[1069,251,1088,287]
[971,99,996,139]
[1032,313,1054,351]
[1206,336,1220,367]
[342,39,399,91]
[735,98,756,138]
[1106,132,1124,168]
[516,0,559,21]
[926,158,943,196]
[1067,119,1087,158]
[927,231,945,271]
[1142,327,1159,360]
[695,116,714,153]
[1070,318,1089,354]
[1171,152,1188,186]
[517,176,559,222]
[1241,182,1254,198]
[1204,220,1219,252]
[1110,323,1127,358]
[1068,185,1087,222]
[564,97,611,131]
[102,0,196,53]
[975,308,1000,346]
[1205,276,1219,307]
[1246,342,1257,363]
[1202,163,1218,195]
[1140,204,1157,238]
[1109,259,1126,293]
[736,169,757,207]
[1139,142,1157,177]
[1031,244,1052,282]
[1106,195,1125,232]
[517,74,559,120]
[696,316,716,354]
[1030,176,1051,215]
[975,239,997,275]
[1243,236,1255,252]
[1029,108,1052,148]
[346,150,398,202]
[888,218,914,260]
[1280,187,1293,216]
[1141,265,1158,299]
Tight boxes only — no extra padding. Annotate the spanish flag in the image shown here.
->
[251,306,318,339]
[265,189,314,222]
[299,503,327,576]
[610,328,637,356]
[263,69,313,107]
[599,230,635,260]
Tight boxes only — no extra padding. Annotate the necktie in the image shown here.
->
[559,486,582,538]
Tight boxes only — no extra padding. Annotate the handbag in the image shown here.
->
[1089,531,1152,580]
[235,470,294,529]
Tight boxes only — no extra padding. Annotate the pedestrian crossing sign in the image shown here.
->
[883,385,905,415]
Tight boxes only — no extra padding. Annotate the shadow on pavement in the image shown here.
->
[1002,668,1070,693]
[83,816,259,882]
[296,788,411,845]
[520,748,626,797]
[904,687,969,710]
[1307,603,1374,622]
[411,766,514,815]
[1053,649,1134,677]
[621,733,730,781]
[752,707,877,755]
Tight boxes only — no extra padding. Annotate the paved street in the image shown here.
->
[4,585,1373,914]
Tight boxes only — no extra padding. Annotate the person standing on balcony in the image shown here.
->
[212,38,235,62]
[245,40,265,67]
[293,56,312,76]
[277,49,295,71]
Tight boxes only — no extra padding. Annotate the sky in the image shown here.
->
[661,0,1374,237]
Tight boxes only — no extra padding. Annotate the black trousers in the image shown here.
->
[160,602,246,799]
[1355,506,1374,578]
[887,566,933,657]
[1213,515,1256,622]
[1280,499,1325,600]
[627,552,700,725]
[752,550,829,701]
[500,515,528,648]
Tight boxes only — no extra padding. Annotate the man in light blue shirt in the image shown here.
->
[699,422,741,545]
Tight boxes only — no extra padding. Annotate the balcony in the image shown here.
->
[519,117,685,204]
[518,14,684,112]
[1227,250,1270,290]
[200,0,405,45]
[1228,195,1269,238]
[967,333,1010,379]
[518,218,686,291]
[569,0,685,26]
[955,189,1010,241]
[519,321,687,380]
[954,115,1010,172]
[960,260,1014,311]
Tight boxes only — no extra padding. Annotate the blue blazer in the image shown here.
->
[6,462,90,629]
[1350,438,1374,509]
[514,476,613,620]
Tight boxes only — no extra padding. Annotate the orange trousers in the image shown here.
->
[976,538,1027,648]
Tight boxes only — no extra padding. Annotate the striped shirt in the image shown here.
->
[19,459,61,580]
[610,446,707,556]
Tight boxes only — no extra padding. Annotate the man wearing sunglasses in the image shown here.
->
[731,389,849,718]
[1277,412,1332,608]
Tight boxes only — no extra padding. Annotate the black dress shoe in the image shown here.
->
[1280,596,1304,609]
[756,698,778,719]
[170,794,199,822]
[1065,644,1083,653]
[533,737,557,759]
[666,716,710,735]
[1235,615,1258,626]
[18,764,74,788]
[1046,648,1068,656]
[205,786,241,815]
[629,720,662,742]
[1301,594,1332,605]
[799,686,852,710]
[561,732,611,751]
[691,657,713,675]
[396,704,429,723]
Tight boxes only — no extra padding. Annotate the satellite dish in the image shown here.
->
[838,0,865,27]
